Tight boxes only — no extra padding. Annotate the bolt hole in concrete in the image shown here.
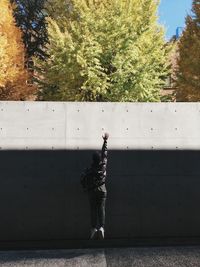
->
[52,128,54,130]
[1,109,3,111]
[151,128,153,131]
[52,109,55,112]
[102,110,104,112]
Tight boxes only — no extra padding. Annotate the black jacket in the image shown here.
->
[81,139,108,192]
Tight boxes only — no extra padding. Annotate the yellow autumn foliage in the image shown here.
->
[0,0,36,100]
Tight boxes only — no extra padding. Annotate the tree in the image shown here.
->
[36,0,170,101]
[11,0,48,69]
[0,0,35,100]
[175,0,200,101]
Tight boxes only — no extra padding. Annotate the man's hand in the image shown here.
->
[102,132,109,140]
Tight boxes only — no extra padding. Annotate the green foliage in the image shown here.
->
[36,0,170,101]
[175,0,200,101]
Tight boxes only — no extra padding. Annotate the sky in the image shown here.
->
[158,0,193,40]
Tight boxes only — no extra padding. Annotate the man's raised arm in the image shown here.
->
[101,133,109,165]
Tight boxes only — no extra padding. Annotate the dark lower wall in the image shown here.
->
[0,150,200,241]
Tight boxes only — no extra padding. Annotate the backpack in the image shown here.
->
[80,168,93,190]
[81,166,105,191]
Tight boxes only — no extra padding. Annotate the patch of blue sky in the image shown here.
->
[158,0,193,40]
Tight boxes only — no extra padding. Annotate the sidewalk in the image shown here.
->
[0,246,200,267]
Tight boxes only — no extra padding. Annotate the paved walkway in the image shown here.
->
[0,246,200,266]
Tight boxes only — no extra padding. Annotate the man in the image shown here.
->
[81,133,109,240]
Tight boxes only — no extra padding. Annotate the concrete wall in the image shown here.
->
[0,102,200,242]
[1,101,200,150]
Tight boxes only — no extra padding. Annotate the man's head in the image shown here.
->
[92,151,101,164]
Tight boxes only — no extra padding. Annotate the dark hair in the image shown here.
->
[92,151,101,163]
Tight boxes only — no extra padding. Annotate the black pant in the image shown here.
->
[88,190,107,229]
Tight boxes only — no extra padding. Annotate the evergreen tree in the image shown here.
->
[37,0,170,101]
[0,0,36,100]
[175,0,200,101]
[11,0,48,69]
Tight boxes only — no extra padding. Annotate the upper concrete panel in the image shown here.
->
[0,101,200,150]
[0,102,66,150]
